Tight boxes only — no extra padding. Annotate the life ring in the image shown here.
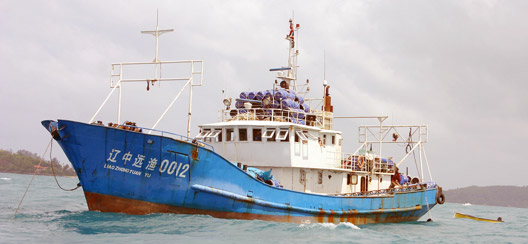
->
[357,156,365,169]
[436,192,445,204]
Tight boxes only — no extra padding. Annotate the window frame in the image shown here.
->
[304,131,317,140]
[252,128,262,142]
[225,128,234,141]
[276,129,289,141]
[351,174,358,185]
[239,128,248,141]
[206,130,221,139]
[262,129,275,139]
[295,130,308,142]
[196,129,211,139]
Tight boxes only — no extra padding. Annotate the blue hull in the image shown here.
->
[42,119,438,225]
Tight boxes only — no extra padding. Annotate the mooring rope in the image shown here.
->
[424,186,433,222]
[12,137,81,220]
[413,151,433,221]
[11,139,53,220]
[49,139,81,191]
[411,145,433,221]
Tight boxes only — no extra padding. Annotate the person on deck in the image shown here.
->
[391,167,402,188]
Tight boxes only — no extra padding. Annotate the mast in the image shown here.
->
[140,10,174,63]
[270,19,300,91]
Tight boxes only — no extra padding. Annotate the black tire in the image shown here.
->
[436,192,446,204]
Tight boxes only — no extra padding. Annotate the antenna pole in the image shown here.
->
[155,10,159,62]
[141,10,174,63]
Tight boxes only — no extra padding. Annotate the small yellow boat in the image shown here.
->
[454,212,503,223]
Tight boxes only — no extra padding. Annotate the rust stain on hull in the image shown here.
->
[84,191,425,225]
[191,147,199,161]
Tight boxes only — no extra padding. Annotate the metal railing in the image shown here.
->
[219,108,320,126]
[339,153,394,173]
[333,181,437,197]
[90,121,214,151]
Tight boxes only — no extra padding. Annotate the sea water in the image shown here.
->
[1,172,527,243]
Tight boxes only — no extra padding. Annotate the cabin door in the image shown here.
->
[361,175,368,193]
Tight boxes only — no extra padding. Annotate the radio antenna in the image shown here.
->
[324,50,326,81]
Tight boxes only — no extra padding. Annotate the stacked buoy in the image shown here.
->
[235,89,309,125]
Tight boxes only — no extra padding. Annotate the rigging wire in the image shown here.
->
[404,127,433,221]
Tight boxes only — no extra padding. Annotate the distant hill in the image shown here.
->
[0,149,75,176]
[445,185,528,208]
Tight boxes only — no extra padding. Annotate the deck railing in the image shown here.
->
[90,121,215,151]
[219,108,320,126]
[340,153,394,173]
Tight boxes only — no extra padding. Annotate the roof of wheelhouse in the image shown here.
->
[199,120,341,134]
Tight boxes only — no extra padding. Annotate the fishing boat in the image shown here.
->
[41,17,445,225]
[455,212,503,223]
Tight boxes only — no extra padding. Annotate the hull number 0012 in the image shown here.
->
[159,159,189,178]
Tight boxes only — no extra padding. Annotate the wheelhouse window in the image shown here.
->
[332,135,335,145]
[347,173,358,185]
[207,130,222,142]
[217,129,223,142]
[295,130,308,142]
[263,128,276,142]
[263,128,275,142]
[323,135,327,144]
[253,128,262,141]
[295,131,299,142]
[276,129,289,141]
[196,129,211,139]
[304,131,317,140]
[239,128,247,141]
[226,128,234,141]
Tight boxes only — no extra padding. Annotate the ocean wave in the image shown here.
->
[299,222,360,230]
[0,177,12,180]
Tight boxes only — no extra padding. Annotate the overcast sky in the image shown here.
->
[1,0,527,189]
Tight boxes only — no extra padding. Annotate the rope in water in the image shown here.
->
[49,140,81,191]
[11,139,53,220]
[11,137,81,220]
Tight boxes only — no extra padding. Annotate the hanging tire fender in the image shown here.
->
[436,186,446,204]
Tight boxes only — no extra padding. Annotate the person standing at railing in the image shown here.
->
[390,167,402,188]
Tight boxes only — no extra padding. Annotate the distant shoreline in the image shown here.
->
[1,149,76,177]
[445,185,528,209]
[0,171,77,178]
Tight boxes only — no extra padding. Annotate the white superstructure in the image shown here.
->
[194,19,433,196]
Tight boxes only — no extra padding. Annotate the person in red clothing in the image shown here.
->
[391,167,402,188]
[287,19,295,48]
